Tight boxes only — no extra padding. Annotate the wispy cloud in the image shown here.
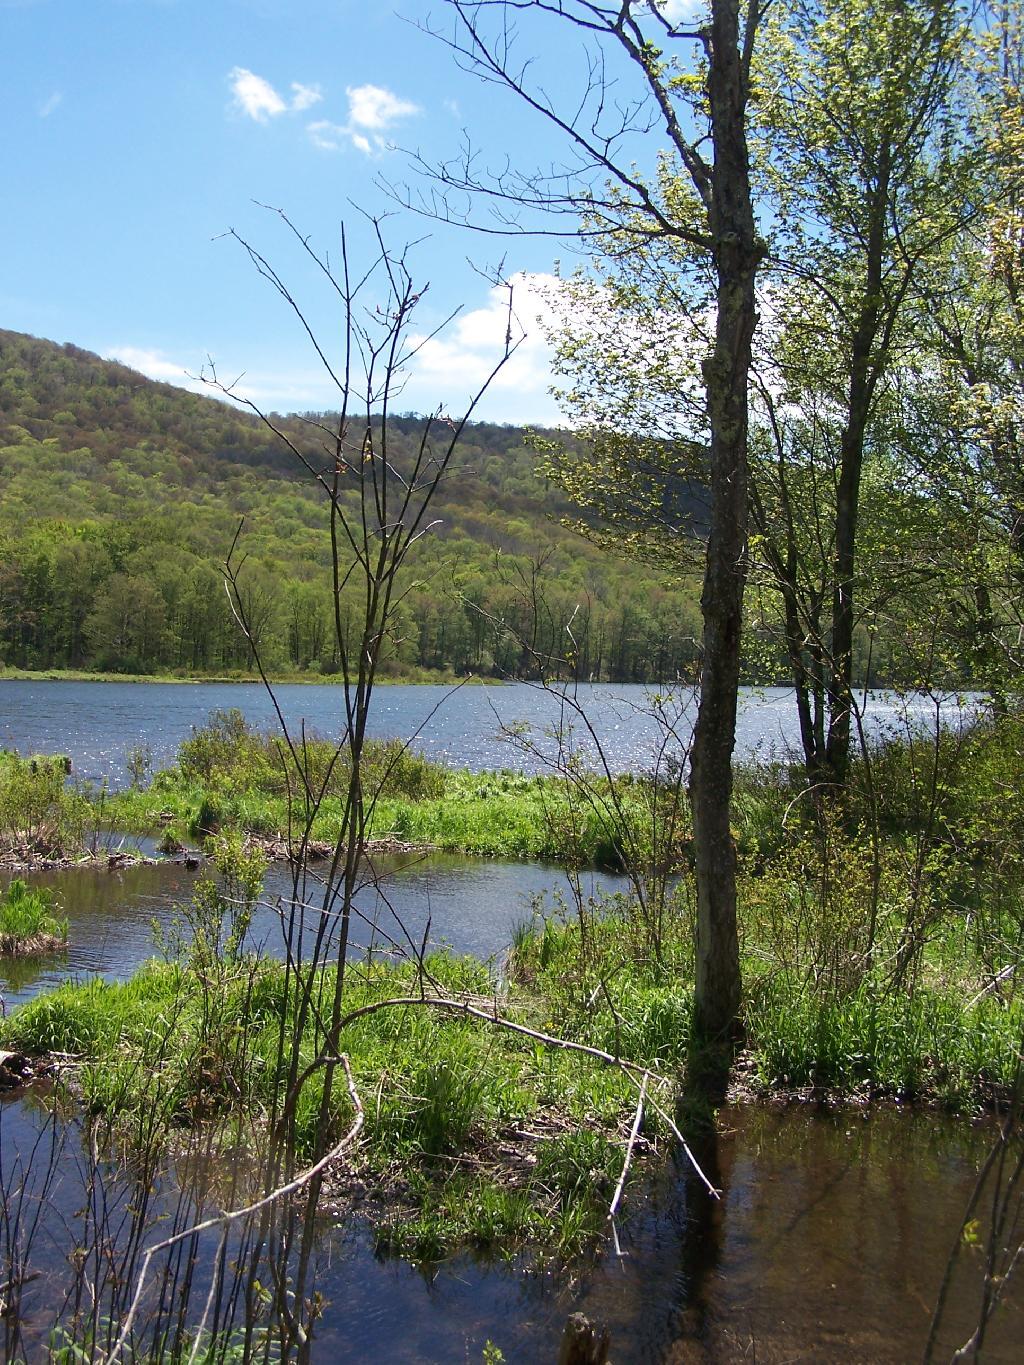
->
[106,346,212,395]
[289,81,322,112]
[229,67,287,122]
[405,272,568,425]
[229,68,322,123]
[347,84,418,133]
[106,344,354,412]
[38,90,62,118]
[307,83,418,156]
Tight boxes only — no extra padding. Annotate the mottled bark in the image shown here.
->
[689,0,762,1040]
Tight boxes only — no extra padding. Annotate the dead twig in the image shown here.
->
[609,1069,648,1230]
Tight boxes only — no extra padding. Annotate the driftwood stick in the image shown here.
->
[609,1070,648,1225]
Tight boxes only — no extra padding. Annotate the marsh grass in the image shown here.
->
[11,701,1024,1331]
[0,878,68,955]
[0,928,643,1261]
[0,751,88,862]
[103,709,682,867]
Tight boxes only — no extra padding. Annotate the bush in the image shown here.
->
[0,751,88,859]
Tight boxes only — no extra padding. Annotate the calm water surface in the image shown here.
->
[1,1096,1015,1362]
[0,679,975,785]
[0,853,624,1008]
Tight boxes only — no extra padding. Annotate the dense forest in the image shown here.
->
[0,328,708,682]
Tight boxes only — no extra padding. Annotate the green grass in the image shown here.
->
[0,664,488,686]
[103,710,644,862]
[0,750,89,861]
[744,975,1024,1107]
[0,928,641,1258]
[0,878,69,955]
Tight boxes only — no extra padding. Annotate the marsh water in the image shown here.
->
[2,1069,1017,1362]
[0,680,1016,1359]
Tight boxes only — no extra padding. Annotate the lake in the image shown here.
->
[0,678,977,786]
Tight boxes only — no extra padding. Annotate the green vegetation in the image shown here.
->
[105,708,653,863]
[0,841,642,1260]
[5,705,1022,1282]
[7,705,1024,1269]
[0,750,89,863]
[0,329,703,684]
[0,878,68,955]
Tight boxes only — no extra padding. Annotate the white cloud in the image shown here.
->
[107,344,356,412]
[38,90,62,118]
[290,81,322,112]
[653,0,705,23]
[230,68,325,137]
[346,83,418,133]
[307,83,419,156]
[106,346,212,395]
[229,67,287,122]
[405,272,569,425]
[305,120,346,152]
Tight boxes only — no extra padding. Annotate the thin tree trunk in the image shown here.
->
[824,152,890,787]
[689,0,761,1040]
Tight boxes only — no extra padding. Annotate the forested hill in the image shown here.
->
[0,329,702,682]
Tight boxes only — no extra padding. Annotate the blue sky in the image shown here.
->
[2,0,694,424]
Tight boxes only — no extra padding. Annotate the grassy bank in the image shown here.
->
[102,709,642,864]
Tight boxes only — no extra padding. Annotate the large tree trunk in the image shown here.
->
[689,0,761,1040]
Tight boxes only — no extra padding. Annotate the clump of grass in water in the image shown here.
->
[0,878,68,955]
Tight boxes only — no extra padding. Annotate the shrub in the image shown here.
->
[0,751,88,859]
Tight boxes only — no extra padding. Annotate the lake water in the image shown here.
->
[0,678,977,786]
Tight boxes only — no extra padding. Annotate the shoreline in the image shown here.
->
[0,667,495,688]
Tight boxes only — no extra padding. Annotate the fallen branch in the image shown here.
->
[335,992,720,1198]
[609,1070,648,1228]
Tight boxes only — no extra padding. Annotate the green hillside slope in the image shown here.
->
[0,329,702,682]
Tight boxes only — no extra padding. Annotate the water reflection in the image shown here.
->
[261,1108,1023,1361]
